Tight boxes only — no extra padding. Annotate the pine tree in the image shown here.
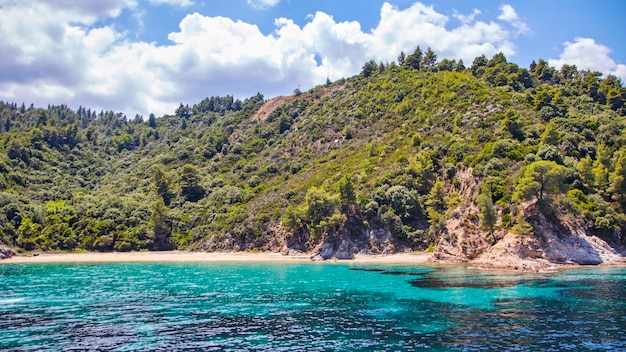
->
[154,166,173,205]
[513,161,568,203]
[577,155,595,189]
[397,51,406,66]
[405,46,423,70]
[478,187,497,234]
[149,199,172,250]
[180,164,205,202]
[422,47,437,68]
[425,179,446,225]
[609,149,626,208]
[338,175,356,210]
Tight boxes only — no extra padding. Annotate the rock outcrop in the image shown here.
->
[425,167,626,270]
[515,201,624,266]
[439,199,626,270]
[317,240,355,260]
[0,246,16,260]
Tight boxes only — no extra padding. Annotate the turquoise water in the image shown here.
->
[1,262,625,351]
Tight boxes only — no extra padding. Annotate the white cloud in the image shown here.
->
[614,65,626,83]
[247,0,281,10]
[498,4,529,35]
[0,1,538,117]
[454,9,481,25]
[549,37,626,82]
[371,2,515,65]
[149,0,194,7]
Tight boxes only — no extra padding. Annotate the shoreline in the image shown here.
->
[0,251,434,265]
[2,251,624,271]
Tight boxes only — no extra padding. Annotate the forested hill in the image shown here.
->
[1,49,625,262]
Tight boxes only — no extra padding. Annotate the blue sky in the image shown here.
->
[0,0,624,116]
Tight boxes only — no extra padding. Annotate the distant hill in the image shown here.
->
[1,49,625,266]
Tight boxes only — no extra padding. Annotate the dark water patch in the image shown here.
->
[349,267,385,272]
[559,279,626,303]
[409,276,525,289]
[523,278,575,289]
[435,297,626,351]
[380,270,422,276]
[349,266,428,276]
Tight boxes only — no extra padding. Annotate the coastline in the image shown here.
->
[0,251,434,265]
[3,251,624,271]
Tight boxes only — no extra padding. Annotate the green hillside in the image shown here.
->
[1,49,625,257]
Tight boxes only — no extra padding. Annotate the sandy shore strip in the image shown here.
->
[1,251,434,265]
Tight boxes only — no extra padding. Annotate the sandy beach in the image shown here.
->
[1,251,434,265]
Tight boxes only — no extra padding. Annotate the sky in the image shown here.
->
[0,0,624,117]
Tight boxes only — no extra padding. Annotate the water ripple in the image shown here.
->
[0,263,624,351]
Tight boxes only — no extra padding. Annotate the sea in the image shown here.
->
[0,262,625,351]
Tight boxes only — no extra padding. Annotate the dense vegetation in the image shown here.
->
[1,47,625,255]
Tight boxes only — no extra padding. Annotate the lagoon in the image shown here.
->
[1,262,625,351]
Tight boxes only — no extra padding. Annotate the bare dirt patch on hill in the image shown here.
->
[251,84,346,122]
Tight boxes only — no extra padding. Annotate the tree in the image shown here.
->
[598,75,625,110]
[361,60,378,78]
[281,205,302,230]
[422,47,437,68]
[303,187,339,224]
[609,149,626,208]
[154,166,174,205]
[149,199,172,250]
[386,185,422,221]
[478,187,497,234]
[436,58,456,72]
[425,178,446,225]
[405,46,423,70]
[513,161,568,203]
[533,84,564,114]
[397,51,406,66]
[338,175,356,210]
[179,164,205,202]
[560,64,578,80]
[581,70,602,100]
[471,54,488,77]
[413,152,437,195]
[502,109,524,141]
[455,59,466,72]
[605,87,624,111]
[593,160,610,193]
[531,59,554,82]
[17,217,42,251]
[301,187,344,236]
[517,68,533,89]
[577,155,595,189]
[175,103,191,119]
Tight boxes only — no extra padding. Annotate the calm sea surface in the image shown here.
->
[0,262,625,351]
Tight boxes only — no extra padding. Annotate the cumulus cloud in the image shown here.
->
[371,3,517,66]
[0,1,535,116]
[498,4,530,35]
[549,37,626,82]
[247,0,281,10]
